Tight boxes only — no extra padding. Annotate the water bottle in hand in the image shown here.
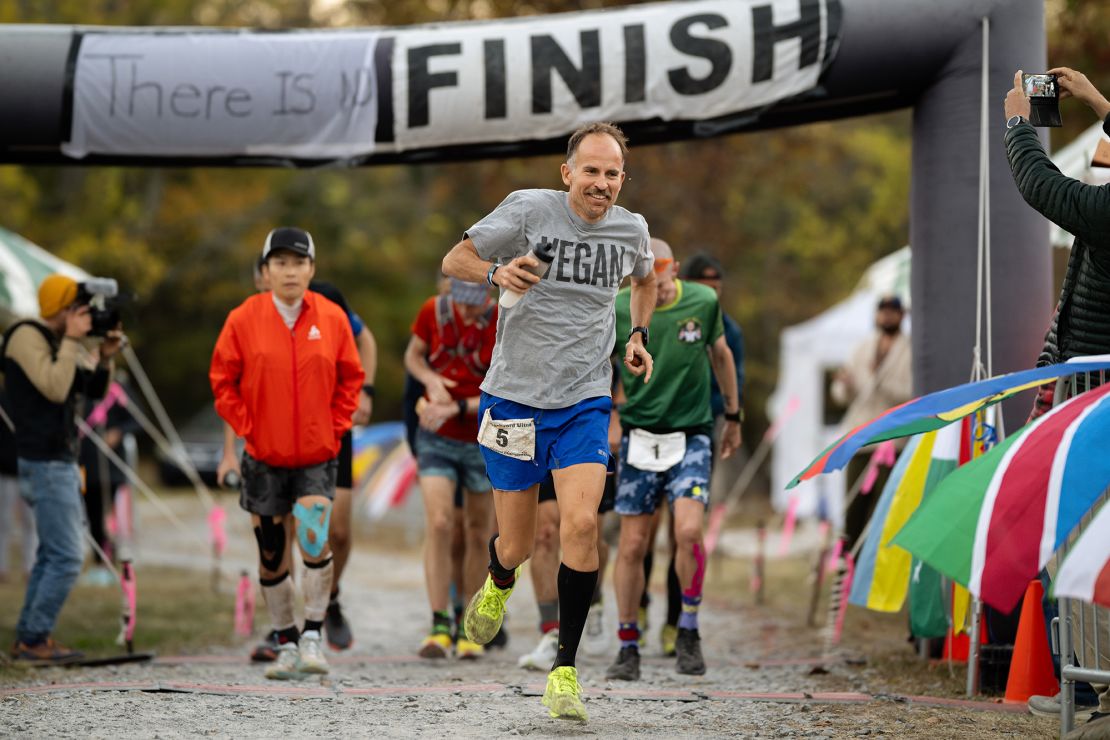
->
[499,241,557,308]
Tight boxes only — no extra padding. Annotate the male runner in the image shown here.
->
[607,239,741,680]
[404,278,497,659]
[442,121,656,721]
[211,227,363,679]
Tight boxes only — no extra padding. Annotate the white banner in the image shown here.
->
[64,0,834,161]
[392,0,831,151]
[65,32,380,159]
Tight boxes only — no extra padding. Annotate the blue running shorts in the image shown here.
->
[478,393,611,492]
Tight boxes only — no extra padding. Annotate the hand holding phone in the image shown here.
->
[1021,72,1062,127]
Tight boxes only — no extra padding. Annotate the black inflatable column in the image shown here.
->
[911,0,1050,415]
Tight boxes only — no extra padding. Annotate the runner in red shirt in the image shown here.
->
[403,278,497,659]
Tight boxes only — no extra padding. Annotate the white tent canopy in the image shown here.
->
[0,226,89,323]
[768,247,909,520]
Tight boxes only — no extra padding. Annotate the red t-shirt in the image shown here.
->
[411,296,497,442]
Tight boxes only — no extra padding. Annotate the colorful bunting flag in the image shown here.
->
[1054,501,1110,609]
[789,358,1110,489]
[894,382,1110,612]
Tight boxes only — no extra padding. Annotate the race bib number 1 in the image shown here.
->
[626,428,686,472]
[477,408,536,461]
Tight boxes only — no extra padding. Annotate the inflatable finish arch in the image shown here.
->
[0,0,1050,403]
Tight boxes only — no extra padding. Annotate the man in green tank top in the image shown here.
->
[608,238,741,680]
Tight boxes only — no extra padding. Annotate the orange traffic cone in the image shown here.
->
[1004,580,1060,703]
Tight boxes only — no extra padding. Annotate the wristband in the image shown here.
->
[486,263,500,286]
[724,410,742,423]
[362,384,375,398]
[457,399,468,418]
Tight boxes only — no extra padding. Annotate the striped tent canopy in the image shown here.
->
[0,226,88,322]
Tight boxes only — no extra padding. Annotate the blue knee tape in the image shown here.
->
[293,501,331,558]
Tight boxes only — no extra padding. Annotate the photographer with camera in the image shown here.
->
[1005,68,1110,728]
[1,273,122,664]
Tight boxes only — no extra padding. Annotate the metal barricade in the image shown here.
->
[1051,373,1110,735]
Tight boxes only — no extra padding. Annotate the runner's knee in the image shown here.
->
[535,518,558,550]
[294,500,332,560]
[561,509,597,550]
[427,508,454,538]
[618,525,651,562]
[496,536,532,566]
[674,521,703,551]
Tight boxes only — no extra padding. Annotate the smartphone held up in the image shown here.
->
[1022,73,1062,127]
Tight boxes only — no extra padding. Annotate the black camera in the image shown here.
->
[75,278,121,337]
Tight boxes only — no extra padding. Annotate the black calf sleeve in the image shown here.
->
[553,564,598,670]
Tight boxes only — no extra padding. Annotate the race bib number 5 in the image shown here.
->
[478,408,536,461]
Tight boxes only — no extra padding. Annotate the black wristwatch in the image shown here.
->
[1006,114,1027,130]
[725,410,743,423]
[457,399,467,418]
[628,326,649,347]
[486,263,500,286]
[362,384,376,398]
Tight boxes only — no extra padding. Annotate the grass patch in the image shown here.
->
[1,566,236,682]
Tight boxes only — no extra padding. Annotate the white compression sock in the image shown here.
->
[302,559,334,623]
[260,573,297,632]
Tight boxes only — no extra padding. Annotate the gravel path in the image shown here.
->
[0,494,1056,738]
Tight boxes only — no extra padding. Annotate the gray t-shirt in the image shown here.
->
[466,189,653,409]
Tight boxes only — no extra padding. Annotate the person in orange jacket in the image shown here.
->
[210,227,363,680]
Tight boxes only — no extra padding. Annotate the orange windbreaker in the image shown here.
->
[210,291,364,468]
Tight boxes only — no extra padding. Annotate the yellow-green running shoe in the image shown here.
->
[660,623,678,657]
[463,570,519,645]
[542,665,587,721]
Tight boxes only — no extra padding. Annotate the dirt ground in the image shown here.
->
[0,492,1057,738]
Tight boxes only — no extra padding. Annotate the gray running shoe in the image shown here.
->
[675,628,706,676]
[606,645,641,681]
[265,642,300,680]
[324,600,353,651]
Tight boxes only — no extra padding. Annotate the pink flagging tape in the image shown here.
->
[152,654,421,667]
[707,691,872,703]
[159,682,334,697]
[341,684,501,697]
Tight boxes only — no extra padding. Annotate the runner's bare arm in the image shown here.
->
[624,272,656,382]
[354,326,377,425]
[709,334,742,457]
[403,333,456,404]
[442,238,540,293]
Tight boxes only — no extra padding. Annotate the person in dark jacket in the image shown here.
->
[2,274,121,664]
[1004,66,1110,726]
[1005,68,1110,369]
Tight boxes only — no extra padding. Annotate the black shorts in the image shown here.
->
[537,472,615,514]
[240,451,337,517]
[336,430,353,489]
